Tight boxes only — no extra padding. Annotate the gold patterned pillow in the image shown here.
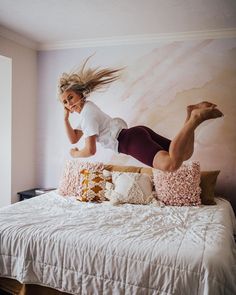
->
[76,169,112,202]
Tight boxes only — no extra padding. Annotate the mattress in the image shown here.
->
[0,191,236,294]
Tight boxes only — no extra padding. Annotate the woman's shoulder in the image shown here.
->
[84,100,100,111]
[82,100,101,116]
[84,100,98,109]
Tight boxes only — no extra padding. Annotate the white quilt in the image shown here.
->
[0,191,236,295]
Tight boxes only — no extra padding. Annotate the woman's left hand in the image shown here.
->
[70,147,79,158]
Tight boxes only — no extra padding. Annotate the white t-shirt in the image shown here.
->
[76,100,128,152]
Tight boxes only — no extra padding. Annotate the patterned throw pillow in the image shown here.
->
[105,171,154,205]
[152,161,201,206]
[76,169,112,202]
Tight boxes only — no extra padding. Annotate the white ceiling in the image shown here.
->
[0,0,236,49]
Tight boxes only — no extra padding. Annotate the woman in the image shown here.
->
[59,61,223,172]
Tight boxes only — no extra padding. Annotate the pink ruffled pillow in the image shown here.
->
[58,160,104,196]
[152,161,201,206]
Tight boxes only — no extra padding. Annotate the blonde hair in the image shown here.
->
[58,56,122,97]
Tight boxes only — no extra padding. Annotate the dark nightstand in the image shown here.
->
[17,188,56,201]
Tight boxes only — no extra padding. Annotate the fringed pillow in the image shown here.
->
[105,171,154,205]
[153,161,201,206]
[76,168,112,202]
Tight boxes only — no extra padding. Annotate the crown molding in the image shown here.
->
[1,26,235,51]
[38,28,236,51]
[0,26,38,50]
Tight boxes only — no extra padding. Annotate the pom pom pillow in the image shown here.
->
[105,171,154,205]
[58,159,82,196]
[153,161,201,206]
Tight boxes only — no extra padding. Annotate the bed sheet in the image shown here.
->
[0,191,235,295]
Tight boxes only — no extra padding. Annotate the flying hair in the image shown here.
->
[58,55,123,98]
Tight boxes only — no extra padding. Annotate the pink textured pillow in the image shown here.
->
[58,160,104,196]
[152,161,201,206]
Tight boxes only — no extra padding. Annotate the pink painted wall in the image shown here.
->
[37,38,236,210]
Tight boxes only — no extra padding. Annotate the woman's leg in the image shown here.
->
[152,105,223,172]
[182,101,217,160]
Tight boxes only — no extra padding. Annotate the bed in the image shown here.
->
[0,165,236,295]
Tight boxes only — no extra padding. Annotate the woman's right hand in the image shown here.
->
[64,107,70,120]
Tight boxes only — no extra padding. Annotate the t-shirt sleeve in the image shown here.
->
[80,115,99,138]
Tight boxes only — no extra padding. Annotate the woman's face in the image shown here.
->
[60,90,84,113]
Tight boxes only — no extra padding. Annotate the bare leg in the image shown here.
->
[183,101,217,160]
[152,105,223,172]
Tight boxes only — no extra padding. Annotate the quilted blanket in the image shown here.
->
[0,191,236,295]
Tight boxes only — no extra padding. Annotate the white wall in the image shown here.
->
[0,36,37,203]
[0,55,12,207]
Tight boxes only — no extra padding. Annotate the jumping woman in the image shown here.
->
[59,59,223,172]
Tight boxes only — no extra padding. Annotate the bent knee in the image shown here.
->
[166,161,182,172]
[154,161,181,172]
[153,151,182,172]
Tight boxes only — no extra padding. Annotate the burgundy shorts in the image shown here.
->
[117,125,171,167]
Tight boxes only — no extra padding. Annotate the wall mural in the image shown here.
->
[37,38,236,208]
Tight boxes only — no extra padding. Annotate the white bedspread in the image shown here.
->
[0,191,236,295]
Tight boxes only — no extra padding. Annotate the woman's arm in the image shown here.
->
[70,135,97,158]
[64,108,83,144]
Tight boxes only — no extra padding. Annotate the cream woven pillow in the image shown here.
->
[105,171,154,205]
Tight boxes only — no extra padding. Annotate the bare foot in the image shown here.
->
[186,101,217,120]
[190,106,223,124]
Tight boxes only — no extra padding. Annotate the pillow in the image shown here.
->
[58,159,82,196]
[104,164,141,173]
[152,161,201,206]
[58,160,104,196]
[139,167,219,205]
[140,167,153,176]
[76,168,112,202]
[200,170,220,205]
[105,171,154,205]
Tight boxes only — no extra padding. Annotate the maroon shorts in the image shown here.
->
[117,126,171,167]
